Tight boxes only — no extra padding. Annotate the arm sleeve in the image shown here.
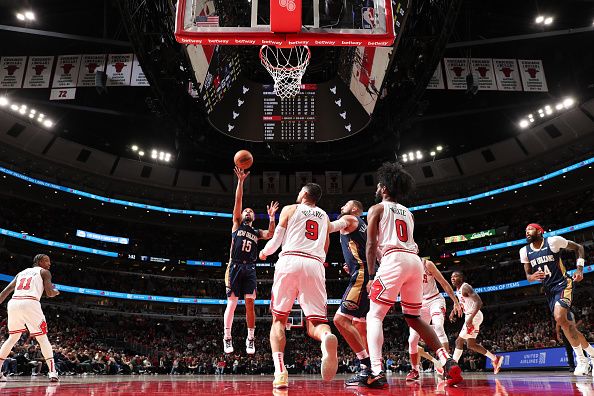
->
[519,246,529,263]
[261,226,286,257]
[548,236,569,253]
[329,218,348,233]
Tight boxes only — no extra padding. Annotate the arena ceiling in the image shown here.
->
[0,0,593,172]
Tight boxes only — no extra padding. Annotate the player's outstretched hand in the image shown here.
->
[259,252,267,261]
[267,201,280,218]
[572,269,583,282]
[449,309,457,322]
[529,269,546,282]
[453,302,463,318]
[234,166,250,182]
[342,263,350,275]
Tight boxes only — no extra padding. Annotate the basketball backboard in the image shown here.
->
[175,0,395,47]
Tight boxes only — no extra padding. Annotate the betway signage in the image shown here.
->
[175,35,394,48]
[444,229,496,244]
[76,229,129,245]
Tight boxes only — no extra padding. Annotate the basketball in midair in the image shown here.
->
[234,150,253,170]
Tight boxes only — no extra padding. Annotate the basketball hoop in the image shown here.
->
[259,45,311,99]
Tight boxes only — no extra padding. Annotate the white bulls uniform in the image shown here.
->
[408,260,448,352]
[7,267,49,337]
[456,282,483,339]
[369,201,422,316]
[271,204,330,323]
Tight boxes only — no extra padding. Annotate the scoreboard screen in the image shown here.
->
[207,78,370,142]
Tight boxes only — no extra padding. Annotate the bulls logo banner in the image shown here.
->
[518,59,548,92]
[493,59,522,91]
[325,171,343,195]
[470,58,496,91]
[106,54,133,86]
[131,55,149,86]
[52,55,81,88]
[263,171,280,194]
[0,56,26,88]
[295,171,312,191]
[444,58,470,90]
[23,56,54,88]
[426,62,445,90]
[77,54,106,87]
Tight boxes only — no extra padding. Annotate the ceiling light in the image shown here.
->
[563,97,574,108]
[402,157,408,163]
[138,151,145,156]
[39,113,45,118]
[165,153,171,160]
[545,108,553,115]
[430,151,436,156]
[20,104,26,110]
[24,11,35,20]
[402,154,408,160]
[436,145,443,151]
[42,119,53,128]
[527,114,534,119]
[529,118,534,123]
[159,152,165,160]
[151,150,158,159]
[408,152,414,159]
[16,13,25,21]
[28,113,35,118]
[555,103,564,110]
[37,117,43,122]
[10,104,18,111]
[537,108,543,114]
[416,152,423,160]
[519,120,529,129]
[539,113,545,118]
[0,97,8,106]
[544,17,553,25]
[535,16,544,24]
[30,109,36,114]
[544,105,551,111]
[131,145,138,152]
[19,107,26,114]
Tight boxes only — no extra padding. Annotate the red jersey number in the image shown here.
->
[17,277,33,291]
[305,220,319,240]
[395,219,409,242]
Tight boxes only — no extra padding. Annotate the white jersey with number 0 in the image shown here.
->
[12,267,44,300]
[281,204,329,261]
[377,201,419,258]
[422,260,441,300]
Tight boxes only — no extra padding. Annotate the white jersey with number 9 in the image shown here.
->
[281,204,329,261]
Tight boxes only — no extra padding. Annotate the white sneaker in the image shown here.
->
[0,372,7,382]
[574,358,589,376]
[223,338,234,354]
[49,372,59,382]
[273,370,288,389]
[246,337,255,354]
[320,334,338,381]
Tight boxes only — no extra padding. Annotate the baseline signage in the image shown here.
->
[485,347,574,370]
[76,229,129,245]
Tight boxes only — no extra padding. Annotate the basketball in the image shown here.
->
[234,150,253,169]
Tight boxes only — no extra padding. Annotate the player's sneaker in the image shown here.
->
[223,338,234,354]
[406,368,420,381]
[574,358,590,376]
[272,371,288,389]
[360,371,388,389]
[245,337,255,354]
[443,358,463,386]
[48,373,59,383]
[320,334,338,381]
[0,372,7,382]
[492,355,503,374]
[344,368,369,387]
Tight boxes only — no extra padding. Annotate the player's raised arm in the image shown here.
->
[259,204,297,260]
[0,278,17,304]
[40,269,60,298]
[329,215,359,234]
[365,204,383,278]
[232,166,249,231]
[427,260,462,317]
[259,201,280,240]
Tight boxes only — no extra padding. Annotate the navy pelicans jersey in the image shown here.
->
[230,222,259,264]
[519,236,570,293]
[339,216,368,275]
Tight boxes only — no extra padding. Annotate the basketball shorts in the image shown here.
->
[7,299,48,337]
[459,310,483,339]
[421,295,446,324]
[225,262,257,298]
[270,254,328,323]
[369,252,423,316]
[337,268,370,321]
[546,280,574,321]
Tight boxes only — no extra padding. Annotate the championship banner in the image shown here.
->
[444,58,470,90]
[470,58,496,91]
[52,55,81,88]
[0,56,27,88]
[325,171,343,195]
[444,229,496,244]
[77,54,106,87]
[426,62,445,90]
[130,55,149,86]
[493,59,522,91]
[23,56,54,88]
[518,59,548,92]
[295,171,312,191]
[106,53,134,86]
[263,171,280,194]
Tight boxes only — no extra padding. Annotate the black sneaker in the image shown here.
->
[443,358,463,386]
[359,371,388,389]
[345,369,369,387]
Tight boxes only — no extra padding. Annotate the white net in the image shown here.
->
[259,45,311,99]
